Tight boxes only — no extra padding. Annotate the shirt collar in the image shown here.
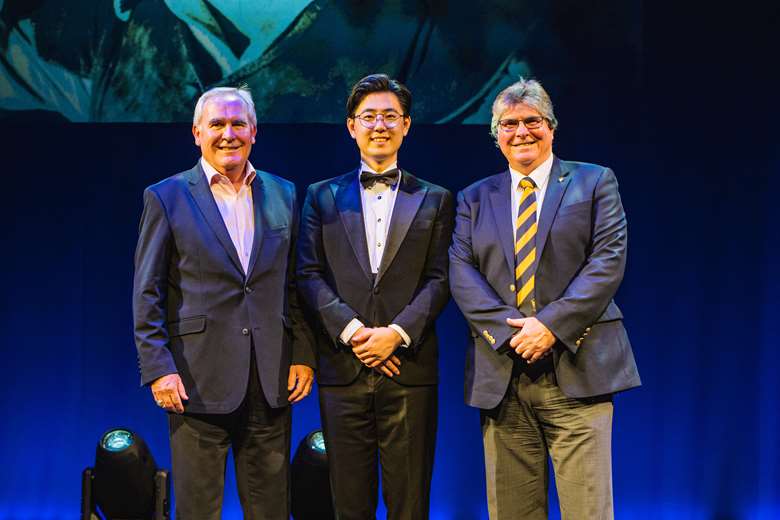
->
[201,157,257,186]
[509,153,554,190]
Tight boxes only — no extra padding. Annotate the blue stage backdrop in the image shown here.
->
[0,1,777,519]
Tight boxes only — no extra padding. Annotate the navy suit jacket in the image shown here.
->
[297,169,453,386]
[133,163,314,413]
[450,157,641,409]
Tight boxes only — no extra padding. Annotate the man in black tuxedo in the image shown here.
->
[297,74,453,519]
[133,86,314,519]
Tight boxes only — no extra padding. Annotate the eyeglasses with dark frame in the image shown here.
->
[351,111,406,129]
[498,116,547,132]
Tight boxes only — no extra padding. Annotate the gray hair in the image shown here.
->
[193,86,257,127]
[489,78,558,142]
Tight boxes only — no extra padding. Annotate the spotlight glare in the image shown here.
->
[309,431,326,454]
[101,429,134,452]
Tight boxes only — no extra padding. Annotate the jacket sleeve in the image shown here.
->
[391,189,454,346]
[132,188,178,385]
[288,188,317,367]
[296,185,361,344]
[535,168,627,353]
[449,189,523,352]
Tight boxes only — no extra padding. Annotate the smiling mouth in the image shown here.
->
[371,137,389,143]
[512,141,537,147]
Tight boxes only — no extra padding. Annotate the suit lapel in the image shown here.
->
[186,164,243,274]
[375,170,427,286]
[488,171,516,280]
[536,157,572,258]
[245,173,266,277]
[333,171,372,281]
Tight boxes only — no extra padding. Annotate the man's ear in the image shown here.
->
[346,118,357,139]
[192,125,201,146]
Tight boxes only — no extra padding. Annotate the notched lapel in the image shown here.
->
[488,172,516,280]
[375,171,427,285]
[186,164,243,274]
[332,172,372,281]
[536,158,572,257]
[245,175,266,277]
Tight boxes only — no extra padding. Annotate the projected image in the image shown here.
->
[0,0,633,122]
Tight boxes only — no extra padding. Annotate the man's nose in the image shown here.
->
[514,123,531,137]
[222,124,236,138]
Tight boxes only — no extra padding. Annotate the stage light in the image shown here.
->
[81,428,169,520]
[291,429,334,520]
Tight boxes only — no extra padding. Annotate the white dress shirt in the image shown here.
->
[339,162,411,347]
[509,153,554,239]
[201,157,256,274]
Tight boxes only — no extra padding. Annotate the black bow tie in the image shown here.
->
[360,168,400,189]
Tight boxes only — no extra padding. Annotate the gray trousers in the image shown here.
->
[481,363,614,520]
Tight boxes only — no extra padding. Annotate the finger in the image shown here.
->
[376,364,394,377]
[170,393,184,414]
[288,383,304,403]
[287,368,298,391]
[384,359,401,376]
[390,355,401,366]
[506,317,527,328]
[177,379,189,401]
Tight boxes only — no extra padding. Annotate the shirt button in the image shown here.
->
[377,195,382,200]
[377,242,382,247]
[377,218,382,222]
[242,328,249,336]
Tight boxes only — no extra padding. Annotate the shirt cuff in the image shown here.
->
[389,324,411,348]
[339,318,365,345]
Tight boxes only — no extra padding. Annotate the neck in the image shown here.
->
[362,154,397,173]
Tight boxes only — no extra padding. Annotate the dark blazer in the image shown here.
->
[297,169,453,386]
[450,157,641,409]
[133,162,314,413]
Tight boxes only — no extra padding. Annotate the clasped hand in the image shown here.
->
[351,326,403,377]
[507,317,555,364]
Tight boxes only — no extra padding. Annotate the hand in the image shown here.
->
[373,355,402,378]
[349,326,374,348]
[507,317,556,363]
[352,327,403,367]
[151,373,189,414]
[288,364,314,403]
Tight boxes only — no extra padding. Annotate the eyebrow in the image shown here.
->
[208,117,248,125]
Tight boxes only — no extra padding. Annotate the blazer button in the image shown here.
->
[575,339,582,346]
[509,284,516,292]
[373,287,380,294]
[242,328,249,336]
[244,286,253,294]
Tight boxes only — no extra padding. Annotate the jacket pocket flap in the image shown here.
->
[595,303,623,323]
[168,316,206,337]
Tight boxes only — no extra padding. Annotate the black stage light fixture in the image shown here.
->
[291,429,334,520]
[81,428,169,520]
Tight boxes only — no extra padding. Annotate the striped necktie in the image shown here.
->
[514,177,537,313]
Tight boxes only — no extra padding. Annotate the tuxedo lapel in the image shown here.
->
[375,170,427,286]
[333,171,372,281]
[245,174,266,277]
[536,157,572,258]
[488,171,516,280]
[186,164,243,274]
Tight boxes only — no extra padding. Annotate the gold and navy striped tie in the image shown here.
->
[514,177,537,312]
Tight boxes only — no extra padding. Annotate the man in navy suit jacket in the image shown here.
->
[133,87,314,519]
[449,78,640,519]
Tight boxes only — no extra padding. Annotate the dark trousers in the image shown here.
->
[319,368,437,520]
[481,360,614,520]
[168,349,291,520]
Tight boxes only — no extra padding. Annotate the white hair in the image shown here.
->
[193,86,257,126]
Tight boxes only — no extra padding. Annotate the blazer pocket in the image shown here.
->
[168,316,207,337]
[557,200,591,216]
[265,225,289,238]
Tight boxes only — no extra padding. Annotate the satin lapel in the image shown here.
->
[186,164,243,274]
[375,170,427,286]
[488,171,515,279]
[536,157,572,258]
[245,174,266,277]
[333,171,372,281]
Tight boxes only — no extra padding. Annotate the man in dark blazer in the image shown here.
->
[449,78,641,519]
[297,74,453,519]
[133,87,314,519]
